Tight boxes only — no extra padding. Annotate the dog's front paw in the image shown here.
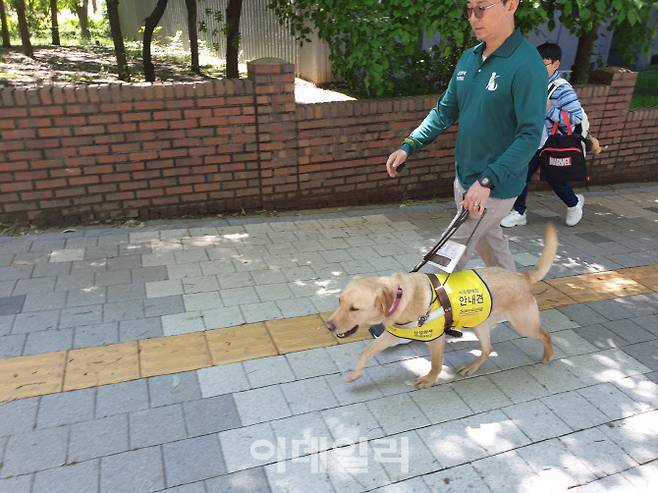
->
[415,373,437,389]
[345,371,363,383]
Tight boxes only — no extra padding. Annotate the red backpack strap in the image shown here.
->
[561,110,573,136]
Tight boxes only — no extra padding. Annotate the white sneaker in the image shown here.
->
[500,210,527,228]
[565,194,585,226]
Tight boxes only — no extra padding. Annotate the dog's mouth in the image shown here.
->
[336,325,358,338]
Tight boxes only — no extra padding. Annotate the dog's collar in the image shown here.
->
[386,286,403,316]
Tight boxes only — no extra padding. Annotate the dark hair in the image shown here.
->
[537,42,562,62]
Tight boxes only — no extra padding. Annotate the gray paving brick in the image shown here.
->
[24,328,73,355]
[147,280,184,299]
[161,483,207,493]
[183,395,241,437]
[74,322,119,348]
[197,363,250,398]
[220,287,259,306]
[162,311,205,336]
[234,386,291,426]
[201,306,245,329]
[12,310,58,333]
[167,263,202,280]
[0,315,13,336]
[0,398,38,437]
[322,442,391,492]
[559,305,608,326]
[54,271,95,292]
[144,295,185,318]
[264,455,335,493]
[69,414,129,462]
[321,402,385,443]
[205,467,271,493]
[487,367,549,404]
[370,477,431,493]
[560,428,636,478]
[276,298,318,318]
[37,388,95,428]
[1,427,68,477]
[620,340,658,371]
[14,277,56,295]
[149,372,202,407]
[0,333,25,357]
[516,439,596,491]
[472,450,541,493]
[541,391,609,430]
[269,412,333,460]
[107,283,146,303]
[219,422,277,472]
[100,446,165,493]
[578,383,646,420]
[163,435,226,488]
[366,394,430,436]
[631,314,658,336]
[118,317,163,341]
[66,286,107,307]
[599,411,658,464]
[285,347,339,379]
[280,376,339,415]
[0,295,26,315]
[216,272,251,290]
[452,375,513,414]
[0,475,33,493]
[574,323,628,350]
[526,359,587,394]
[103,300,144,322]
[130,404,187,449]
[132,266,168,283]
[106,255,141,271]
[503,399,572,442]
[324,370,384,405]
[183,292,221,312]
[32,459,99,493]
[540,309,580,331]
[59,304,103,327]
[586,299,640,321]
[96,380,149,417]
[422,463,485,493]
[240,301,283,323]
[94,269,131,288]
[605,318,657,345]
[0,266,32,283]
[182,276,220,295]
[244,356,295,387]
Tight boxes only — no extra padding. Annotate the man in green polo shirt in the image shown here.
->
[386,0,547,272]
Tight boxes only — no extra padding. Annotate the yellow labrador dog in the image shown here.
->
[326,223,557,389]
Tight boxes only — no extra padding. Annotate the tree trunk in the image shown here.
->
[75,0,91,40]
[14,0,33,58]
[225,0,242,79]
[184,0,199,74]
[571,27,598,85]
[143,0,169,82]
[50,0,60,45]
[0,0,10,48]
[106,0,130,81]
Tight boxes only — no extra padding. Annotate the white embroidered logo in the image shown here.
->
[456,70,467,81]
[486,72,500,91]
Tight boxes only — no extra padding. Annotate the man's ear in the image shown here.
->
[375,286,394,316]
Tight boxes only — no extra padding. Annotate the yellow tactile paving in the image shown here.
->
[205,323,277,365]
[0,351,66,401]
[532,281,577,310]
[266,315,337,353]
[547,270,652,303]
[139,333,212,377]
[0,264,657,403]
[64,343,140,391]
[620,265,658,291]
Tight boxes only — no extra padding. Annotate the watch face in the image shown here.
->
[479,177,491,187]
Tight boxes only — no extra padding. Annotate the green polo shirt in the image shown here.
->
[401,30,547,199]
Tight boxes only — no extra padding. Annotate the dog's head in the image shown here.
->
[325,276,396,338]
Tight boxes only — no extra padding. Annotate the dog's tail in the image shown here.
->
[525,223,558,285]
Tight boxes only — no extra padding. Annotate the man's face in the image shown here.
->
[544,58,560,77]
[465,0,514,42]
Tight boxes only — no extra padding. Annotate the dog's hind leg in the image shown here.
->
[458,318,496,376]
[506,305,553,364]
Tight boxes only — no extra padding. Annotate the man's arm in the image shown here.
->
[479,65,547,188]
[400,68,460,157]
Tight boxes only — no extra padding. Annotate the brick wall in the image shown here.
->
[0,61,656,226]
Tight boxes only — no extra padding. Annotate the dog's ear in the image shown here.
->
[375,286,395,316]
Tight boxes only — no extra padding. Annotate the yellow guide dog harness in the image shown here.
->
[385,271,492,342]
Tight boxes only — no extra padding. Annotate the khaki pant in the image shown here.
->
[449,178,517,272]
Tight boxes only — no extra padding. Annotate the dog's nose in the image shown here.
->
[325,320,336,332]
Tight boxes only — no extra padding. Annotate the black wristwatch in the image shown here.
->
[478,175,494,189]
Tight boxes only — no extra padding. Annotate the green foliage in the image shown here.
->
[631,65,658,108]
[269,0,551,98]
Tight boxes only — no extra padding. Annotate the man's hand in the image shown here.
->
[462,180,490,216]
[385,149,408,178]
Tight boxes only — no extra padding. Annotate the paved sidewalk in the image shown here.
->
[0,183,657,492]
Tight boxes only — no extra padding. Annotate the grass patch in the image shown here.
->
[631,65,658,108]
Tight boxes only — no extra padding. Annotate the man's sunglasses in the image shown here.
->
[464,0,502,19]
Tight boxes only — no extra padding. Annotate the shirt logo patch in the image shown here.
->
[456,70,467,81]
[486,72,500,91]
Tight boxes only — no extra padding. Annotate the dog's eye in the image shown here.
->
[349,306,359,312]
